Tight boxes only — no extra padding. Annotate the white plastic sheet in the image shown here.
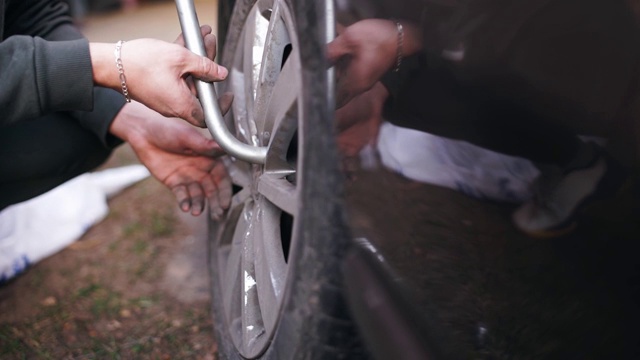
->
[0,165,150,283]
[377,122,539,203]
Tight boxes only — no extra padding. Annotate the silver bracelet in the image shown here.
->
[393,20,404,73]
[114,40,131,103]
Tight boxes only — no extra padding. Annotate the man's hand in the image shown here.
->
[109,98,234,217]
[90,25,228,127]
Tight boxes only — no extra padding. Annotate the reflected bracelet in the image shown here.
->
[114,40,131,103]
[393,20,404,72]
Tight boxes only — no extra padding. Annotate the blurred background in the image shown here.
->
[0,1,222,358]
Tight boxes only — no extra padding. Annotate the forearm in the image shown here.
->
[89,42,126,92]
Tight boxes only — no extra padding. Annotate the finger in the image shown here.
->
[207,143,226,157]
[201,174,218,198]
[180,131,222,157]
[174,24,213,46]
[213,161,232,210]
[202,175,223,220]
[203,33,218,60]
[218,92,234,115]
[209,192,223,221]
[188,182,205,216]
[173,124,212,155]
[200,25,213,37]
[172,185,191,212]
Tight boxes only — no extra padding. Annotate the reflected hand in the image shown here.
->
[109,97,234,216]
[336,82,389,157]
[327,19,422,108]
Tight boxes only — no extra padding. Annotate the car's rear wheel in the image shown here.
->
[210,0,364,358]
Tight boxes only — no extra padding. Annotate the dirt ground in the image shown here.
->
[0,1,221,358]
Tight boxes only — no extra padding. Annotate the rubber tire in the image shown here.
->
[210,0,367,359]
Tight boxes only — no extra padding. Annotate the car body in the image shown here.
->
[191,0,640,358]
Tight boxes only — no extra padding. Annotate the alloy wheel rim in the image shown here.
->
[216,0,302,358]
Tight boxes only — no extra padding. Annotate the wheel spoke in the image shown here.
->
[221,204,248,333]
[254,198,288,332]
[256,0,275,15]
[229,67,252,144]
[257,173,297,215]
[226,159,253,189]
[239,6,269,146]
[229,186,252,213]
[241,202,266,350]
[253,1,290,135]
[241,7,259,101]
[229,23,252,144]
[257,52,300,139]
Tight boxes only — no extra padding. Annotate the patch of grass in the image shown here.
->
[132,240,148,255]
[131,340,149,354]
[76,283,101,298]
[88,337,121,360]
[163,333,181,349]
[90,289,123,318]
[38,303,69,323]
[28,269,45,289]
[0,325,27,357]
[184,309,196,321]
[129,295,157,309]
[108,241,120,252]
[123,221,144,238]
[150,210,175,237]
[0,324,58,359]
[134,264,149,278]
[133,246,160,279]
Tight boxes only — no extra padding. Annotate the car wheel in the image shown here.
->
[210,0,365,358]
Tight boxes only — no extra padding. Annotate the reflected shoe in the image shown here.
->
[512,153,608,238]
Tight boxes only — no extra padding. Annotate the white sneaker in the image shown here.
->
[512,156,607,238]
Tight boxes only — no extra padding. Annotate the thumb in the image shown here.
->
[181,92,206,127]
[183,52,229,82]
[326,35,350,64]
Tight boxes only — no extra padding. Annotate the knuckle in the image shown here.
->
[200,57,214,76]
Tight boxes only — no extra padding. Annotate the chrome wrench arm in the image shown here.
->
[175,0,267,164]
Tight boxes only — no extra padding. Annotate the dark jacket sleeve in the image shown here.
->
[0,35,94,127]
[44,23,126,148]
[2,0,126,147]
